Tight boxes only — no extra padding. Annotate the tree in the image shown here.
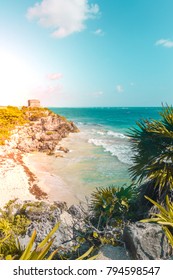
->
[128,105,173,203]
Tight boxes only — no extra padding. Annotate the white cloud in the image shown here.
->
[47,73,63,80]
[155,39,173,48]
[94,28,104,36]
[116,85,124,93]
[27,0,99,38]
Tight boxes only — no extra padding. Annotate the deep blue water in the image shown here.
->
[48,107,162,166]
[44,107,163,191]
[49,107,162,133]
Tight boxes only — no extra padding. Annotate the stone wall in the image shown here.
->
[28,99,40,107]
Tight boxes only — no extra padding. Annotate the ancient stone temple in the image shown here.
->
[28,99,40,107]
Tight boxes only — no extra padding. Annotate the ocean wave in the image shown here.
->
[88,138,133,165]
[107,130,128,139]
[97,131,105,135]
[90,128,127,139]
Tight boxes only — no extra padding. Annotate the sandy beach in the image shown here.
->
[0,148,36,209]
[0,133,90,209]
[0,143,54,209]
[22,132,95,206]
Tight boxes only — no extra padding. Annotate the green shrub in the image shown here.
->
[0,106,28,144]
[0,222,97,260]
[90,185,137,227]
[0,200,31,257]
[128,105,173,202]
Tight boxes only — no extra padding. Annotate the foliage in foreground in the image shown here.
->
[0,222,97,260]
[0,199,31,257]
[90,185,138,227]
[141,195,173,248]
[74,185,139,247]
[128,105,173,201]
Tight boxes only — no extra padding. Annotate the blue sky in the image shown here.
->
[0,0,173,107]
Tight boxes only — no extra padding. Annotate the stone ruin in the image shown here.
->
[28,99,40,107]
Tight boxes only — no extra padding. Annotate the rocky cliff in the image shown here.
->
[5,107,79,154]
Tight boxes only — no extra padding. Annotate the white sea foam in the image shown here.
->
[107,130,128,139]
[97,131,105,135]
[88,138,104,146]
[88,138,133,165]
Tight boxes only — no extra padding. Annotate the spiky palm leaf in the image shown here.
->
[141,195,173,248]
[128,105,173,197]
[89,185,137,226]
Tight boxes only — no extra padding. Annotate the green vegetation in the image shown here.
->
[0,200,97,260]
[0,106,57,144]
[89,185,138,229]
[21,106,52,121]
[0,221,97,260]
[141,196,173,248]
[128,105,173,202]
[0,199,31,258]
[0,106,27,144]
[1,104,173,258]
[19,222,60,260]
[126,105,173,250]
[86,105,173,250]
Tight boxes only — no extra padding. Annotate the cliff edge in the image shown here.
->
[4,106,79,154]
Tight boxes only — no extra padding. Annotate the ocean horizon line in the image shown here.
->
[48,106,163,109]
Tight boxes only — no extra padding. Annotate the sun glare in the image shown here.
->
[0,50,37,106]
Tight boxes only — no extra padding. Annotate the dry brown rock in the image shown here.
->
[6,109,78,154]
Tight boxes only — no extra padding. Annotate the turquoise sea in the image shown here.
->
[40,107,161,201]
[27,107,162,204]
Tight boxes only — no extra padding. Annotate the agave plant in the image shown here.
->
[0,222,97,260]
[19,222,61,260]
[0,222,60,260]
[128,105,173,201]
[141,195,173,247]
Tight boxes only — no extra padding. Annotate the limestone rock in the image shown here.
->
[6,110,79,154]
[58,146,69,153]
[96,245,131,260]
[123,222,172,260]
[68,204,83,219]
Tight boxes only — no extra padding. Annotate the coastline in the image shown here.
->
[0,106,132,210]
[0,132,94,209]
[22,131,97,206]
[0,148,38,209]
[0,106,80,209]
[0,107,173,260]
[23,150,80,206]
[0,136,81,209]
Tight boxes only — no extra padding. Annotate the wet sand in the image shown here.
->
[23,132,96,206]
[0,132,93,209]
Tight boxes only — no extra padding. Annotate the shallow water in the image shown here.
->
[26,107,162,205]
[25,131,131,205]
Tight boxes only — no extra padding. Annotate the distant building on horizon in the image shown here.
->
[28,99,40,107]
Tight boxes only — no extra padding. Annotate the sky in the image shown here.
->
[0,0,173,107]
